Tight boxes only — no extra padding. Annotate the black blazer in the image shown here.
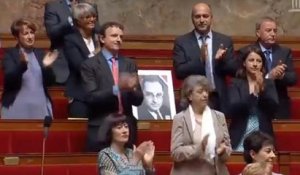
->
[80,52,144,126]
[137,104,171,120]
[173,30,238,113]
[238,43,297,118]
[228,78,279,149]
[63,30,97,100]
[1,47,55,108]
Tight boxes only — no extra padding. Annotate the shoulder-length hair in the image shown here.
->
[97,113,131,149]
[180,75,211,109]
[236,45,266,79]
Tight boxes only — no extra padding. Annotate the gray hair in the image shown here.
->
[180,75,211,109]
[255,16,276,31]
[72,2,96,21]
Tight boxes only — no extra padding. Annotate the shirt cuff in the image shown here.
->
[265,73,270,79]
[68,16,74,26]
[112,85,119,96]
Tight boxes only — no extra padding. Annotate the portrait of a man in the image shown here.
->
[133,70,176,120]
[138,75,171,120]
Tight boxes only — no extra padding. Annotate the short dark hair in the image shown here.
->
[141,75,164,90]
[97,113,131,149]
[99,21,124,37]
[243,131,274,164]
[10,18,37,37]
[236,45,266,79]
[180,75,211,109]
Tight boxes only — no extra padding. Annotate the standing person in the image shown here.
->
[80,21,143,152]
[241,131,283,175]
[137,75,171,120]
[1,18,58,119]
[170,75,231,175]
[44,0,100,84]
[228,46,279,151]
[63,3,100,118]
[173,2,238,114]
[238,16,297,119]
[98,113,155,175]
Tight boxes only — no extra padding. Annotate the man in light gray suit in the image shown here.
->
[173,2,238,115]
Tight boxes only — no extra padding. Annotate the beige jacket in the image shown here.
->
[170,109,232,175]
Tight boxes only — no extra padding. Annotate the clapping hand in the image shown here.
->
[143,141,155,168]
[119,73,139,91]
[215,44,227,60]
[269,60,287,80]
[132,141,154,165]
[43,50,59,67]
[254,71,264,94]
[216,139,230,156]
[19,49,28,63]
[201,134,209,153]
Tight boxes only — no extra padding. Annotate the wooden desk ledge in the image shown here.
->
[1,119,300,132]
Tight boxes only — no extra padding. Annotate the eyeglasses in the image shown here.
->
[81,15,97,20]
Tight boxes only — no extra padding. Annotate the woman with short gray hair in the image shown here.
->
[63,2,100,118]
[170,75,232,175]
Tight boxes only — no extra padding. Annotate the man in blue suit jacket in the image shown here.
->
[173,2,238,115]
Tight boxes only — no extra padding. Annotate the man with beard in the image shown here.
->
[173,2,237,115]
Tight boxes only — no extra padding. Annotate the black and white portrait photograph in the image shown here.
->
[133,70,176,120]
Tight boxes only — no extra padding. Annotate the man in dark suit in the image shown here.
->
[173,2,237,114]
[238,17,297,119]
[44,0,100,84]
[80,21,143,152]
[137,75,171,120]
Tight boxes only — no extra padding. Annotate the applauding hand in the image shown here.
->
[43,50,59,67]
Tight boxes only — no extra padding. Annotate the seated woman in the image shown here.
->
[1,18,58,119]
[63,2,100,118]
[241,131,282,175]
[228,46,279,151]
[170,75,232,175]
[98,113,155,175]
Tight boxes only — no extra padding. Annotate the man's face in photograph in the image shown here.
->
[143,81,164,111]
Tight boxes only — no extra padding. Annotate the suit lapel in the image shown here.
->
[211,110,222,145]
[183,109,194,141]
[189,31,202,61]
[97,53,115,85]
[212,31,219,67]
[73,31,91,57]
[271,45,281,68]
[118,56,127,73]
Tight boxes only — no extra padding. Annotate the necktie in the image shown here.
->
[111,57,123,114]
[155,111,163,120]
[264,50,272,72]
[200,35,215,89]
[200,35,207,62]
